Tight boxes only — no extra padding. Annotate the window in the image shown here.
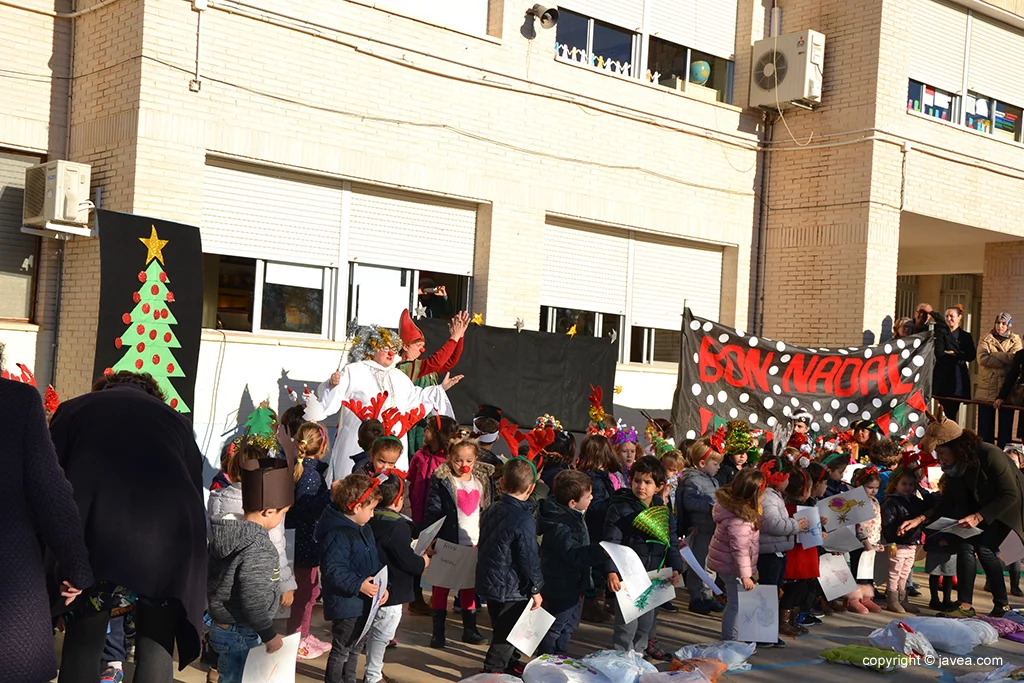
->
[203,255,332,336]
[965,92,993,133]
[541,307,622,352]
[0,152,43,320]
[995,101,1023,142]
[554,9,640,77]
[907,80,955,121]
[349,263,471,328]
[630,327,681,364]
[645,37,732,103]
[962,92,1023,142]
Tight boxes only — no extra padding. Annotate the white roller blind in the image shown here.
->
[969,13,1024,105]
[540,220,629,314]
[347,186,476,275]
[374,0,488,35]
[559,0,643,30]
[907,0,968,93]
[202,162,343,266]
[649,0,696,49]
[0,152,41,319]
[694,0,738,59]
[631,234,722,328]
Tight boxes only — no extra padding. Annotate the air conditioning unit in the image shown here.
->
[749,30,825,110]
[22,160,92,235]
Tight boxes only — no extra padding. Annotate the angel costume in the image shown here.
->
[318,326,453,482]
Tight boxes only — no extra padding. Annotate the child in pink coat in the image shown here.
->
[707,468,766,642]
[408,416,459,523]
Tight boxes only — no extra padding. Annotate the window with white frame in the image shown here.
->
[646,37,733,103]
[907,80,956,121]
[203,255,333,336]
[555,9,641,78]
[348,263,470,329]
[630,327,681,364]
[0,152,42,320]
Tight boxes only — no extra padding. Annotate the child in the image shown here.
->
[208,441,297,608]
[613,428,638,487]
[924,474,958,611]
[540,430,577,489]
[538,470,608,655]
[847,466,883,613]
[757,458,806,646]
[366,474,430,683]
[868,439,903,503]
[706,468,766,642]
[715,443,746,488]
[350,418,386,475]
[277,403,307,466]
[821,452,851,498]
[605,456,683,659]
[577,434,622,624]
[472,405,504,467]
[781,468,819,637]
[359,432,404,476]
[679,439,723,615]
[804,462,837,617]
[477,458,544,674]
[881,468,928,614]
[317,473,388,683]
[207,460,292,683]
[424,437,495,648]
[284,422,333,659]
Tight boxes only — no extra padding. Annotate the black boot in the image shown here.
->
[430,610,447,649]
[461,609,489,645]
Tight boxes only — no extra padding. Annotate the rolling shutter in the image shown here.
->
[969,13,1024,105]
[373,0,488,36]
[540,219,628,314]
[648,0,696,49]
[559,0,644,30]
[347,186,477,275]
[0,152,41,319]
[694,0,738,59]
[202,161,343,266]
[630,233,721,328]
[907,0,968,93]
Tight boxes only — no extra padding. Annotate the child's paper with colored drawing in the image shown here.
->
[816,486,874,532]
[795,505,823,548]
[736,585,778,643]
[242,632,300,683]
[615,568,677,623]
[818,552,856,601]
[507,604,555,657]
[599,542,652,598]
[1001,530,1024,565]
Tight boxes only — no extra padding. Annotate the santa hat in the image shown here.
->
[399,309,424,346]
[240,458,294,512]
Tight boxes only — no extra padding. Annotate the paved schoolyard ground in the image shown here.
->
[60,572,1024,682]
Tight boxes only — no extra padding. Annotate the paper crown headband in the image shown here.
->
[241,458,295,512]
[612,422,638,445]
[587,385,616,438]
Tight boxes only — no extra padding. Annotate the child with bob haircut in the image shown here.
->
[679,438,723,615]
[706,468,766,641]
[317,473,388,683]
[477,458,544,675]
[881,468,929,614]
[538,470,608,655]
[577,434,622,623]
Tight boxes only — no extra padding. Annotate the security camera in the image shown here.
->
[527,4,558,29]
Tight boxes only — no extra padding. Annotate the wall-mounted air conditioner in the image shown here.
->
[22,160,93,237]
[749,30,826,110]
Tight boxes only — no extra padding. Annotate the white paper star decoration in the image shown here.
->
[609,329,618,344]
[414,303,427,320]
[514,317,525,332]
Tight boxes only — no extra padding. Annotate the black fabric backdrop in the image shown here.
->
[672,309,936,442]
[418,318,617,432]
[92,210,203,416]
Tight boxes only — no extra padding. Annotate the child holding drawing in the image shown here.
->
[881,468,929,614]
[781,468,820,636]
[706,468,765,642]
[847,467,883,613]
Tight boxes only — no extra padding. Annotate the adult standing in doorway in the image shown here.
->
[977,313,1022,445]
[397,309,469,453]
[318,324,461,481]
[418,278,454,319]
[932,304,976,422]
[898,411,1024,617]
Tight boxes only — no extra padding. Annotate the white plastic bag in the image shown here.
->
[671,641,756,673]
[639,671,712,683]
[955,664,1024,683]
[868,620,937,659]
[523,655,615,683]
[958,618,1000,647]
[461,676,523,683]
[579,650,657,683]
[898,617,986,655]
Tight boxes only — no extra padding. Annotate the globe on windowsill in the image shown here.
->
[689,60,711,86]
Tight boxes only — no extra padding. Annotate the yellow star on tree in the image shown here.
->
[471,313,484,326]
[566,324,577,337]
[139,225,169,265]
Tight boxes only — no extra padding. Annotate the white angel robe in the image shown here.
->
[318,359,453,483]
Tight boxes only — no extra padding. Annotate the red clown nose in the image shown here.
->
[461,465,472,474]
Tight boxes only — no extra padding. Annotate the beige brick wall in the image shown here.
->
[982,242,1024,332]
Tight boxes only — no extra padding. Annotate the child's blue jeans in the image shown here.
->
[207,623,262,683]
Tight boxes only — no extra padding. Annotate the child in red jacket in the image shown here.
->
[781,468,818,638]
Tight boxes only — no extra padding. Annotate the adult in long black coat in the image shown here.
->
[50,372,207,682]
[2,376,93,683]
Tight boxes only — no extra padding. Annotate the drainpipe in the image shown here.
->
[753,112,774,335]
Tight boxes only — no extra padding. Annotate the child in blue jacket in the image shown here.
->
[317,473,388,683]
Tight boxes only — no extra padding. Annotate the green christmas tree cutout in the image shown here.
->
[243,401,279,450]
[108,226,189,413]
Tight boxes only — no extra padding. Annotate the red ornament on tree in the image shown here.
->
[136,324,145,335]
[114,338,123,349]
[133,292,141,303]
[142,303,151,314]
[167,363,175,373]
[163,332,172,343]
[136,342,145,353]
[152,354,160,365]
[135,359,144,370]
[151,284,159,296]
[122,313,131,324]
[149,329,157,340]
[167,292,175,303]
[159,272,167,282]
[138,271,147,282]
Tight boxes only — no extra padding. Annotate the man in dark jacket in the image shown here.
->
[365,475,429,683]
[476,459,544,676]
[2,371,93,683]
[605,456,683,658]
[51,371,207,680]
[317,473,386,683]
[538,471,607,655]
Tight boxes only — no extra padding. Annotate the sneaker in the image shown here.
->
[644,642,673,662]
[505,661,526,676]
[810,607,825,617]
[799,613,822,626]
[937,607,976,618]
[756,639,786,649]
[100,668,124,683]
[1012,588,1024,598]
[707,599,725,613]
[928,597,944,610]
[660,602,679,613]
[387,638,398,649]
[297,637,319,661]
[906,585,921,597]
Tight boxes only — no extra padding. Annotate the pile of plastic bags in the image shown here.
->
[671,642,756,673]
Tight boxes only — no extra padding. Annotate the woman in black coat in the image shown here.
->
[932,304,976,421]
[2,376,93,683]
[50,372,208,683]
[900,414,1024,618]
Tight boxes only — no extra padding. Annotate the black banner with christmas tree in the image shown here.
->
[92,210,203,415]
[672,309,936,443]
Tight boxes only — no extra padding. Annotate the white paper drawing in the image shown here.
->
[736,585,778,643]
[414,517,446,556]
[817,486,874,531]
[422,540,477,590]
[856,549,876,580]
[925,517,982,539]
[355,566,388,646]
[818,553,856,601]
[242,632,301,683]
[275,529,296,620]
[842,464,860,483]
[1000,531,1024,565]
[600,542,653,598]
[795,506,823,548]
[822,525,862,553]
[614,568,677,622]
[679,546,723,596]
[507,605,556,657]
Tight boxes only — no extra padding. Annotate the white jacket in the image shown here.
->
[207,484,297,593]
